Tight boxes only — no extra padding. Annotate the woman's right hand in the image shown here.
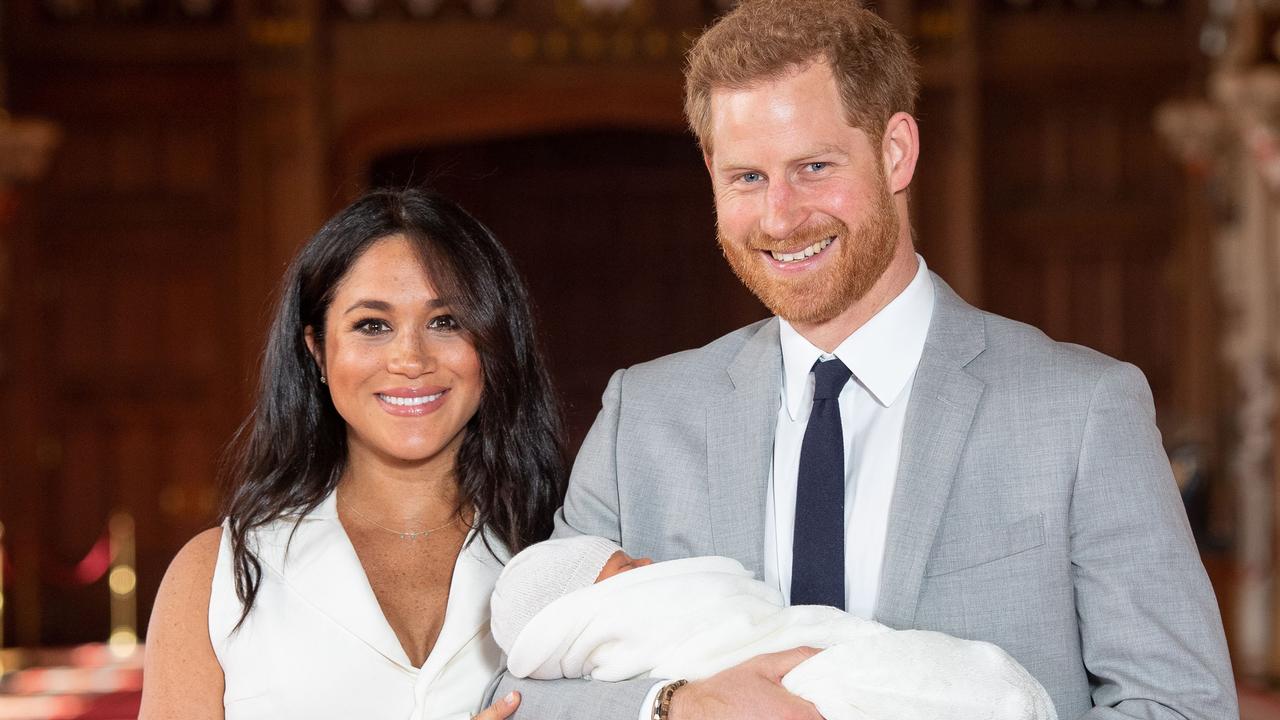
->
[474,691,520,720]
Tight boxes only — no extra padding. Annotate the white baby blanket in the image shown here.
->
[504,555,1056,720]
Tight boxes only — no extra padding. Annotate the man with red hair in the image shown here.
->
[497,2,1236,719]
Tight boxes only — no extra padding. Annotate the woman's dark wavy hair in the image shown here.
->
[222,188,567,622]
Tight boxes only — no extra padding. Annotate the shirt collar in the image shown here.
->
[779,254,935,420]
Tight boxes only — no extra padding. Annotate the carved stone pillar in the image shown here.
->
[1158,9,1280,679]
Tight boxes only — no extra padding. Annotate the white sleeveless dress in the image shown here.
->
[208,491,506,720]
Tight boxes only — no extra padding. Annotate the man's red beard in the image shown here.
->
[717,179,900,326]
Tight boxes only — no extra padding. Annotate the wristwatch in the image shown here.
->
[652,679,688,720]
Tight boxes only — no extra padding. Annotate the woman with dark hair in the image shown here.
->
[139,188,566,719]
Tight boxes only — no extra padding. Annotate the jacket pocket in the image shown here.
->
[924,513,1046,578]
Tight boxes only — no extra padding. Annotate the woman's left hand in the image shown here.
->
[474,691,520,720]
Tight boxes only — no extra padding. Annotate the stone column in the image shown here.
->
[1159,60,1280,680]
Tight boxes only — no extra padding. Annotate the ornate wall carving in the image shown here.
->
[1158,3,1280,679]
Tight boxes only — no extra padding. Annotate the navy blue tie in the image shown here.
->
[791,357,852,609]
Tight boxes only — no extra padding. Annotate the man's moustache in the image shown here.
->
[743,220,849,251]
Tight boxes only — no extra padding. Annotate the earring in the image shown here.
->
[320,375,327,385]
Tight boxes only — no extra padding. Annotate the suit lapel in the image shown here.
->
[875,276,986,630]
[706,319,782,580]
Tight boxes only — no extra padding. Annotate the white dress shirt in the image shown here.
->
[640,256,934,716]
[763,255,934,619]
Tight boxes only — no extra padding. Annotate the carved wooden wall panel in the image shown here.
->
[913,87,980,297]
[982,76,1192,422]
[3,60,242,644]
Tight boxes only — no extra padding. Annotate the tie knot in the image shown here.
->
[811,358,852,400]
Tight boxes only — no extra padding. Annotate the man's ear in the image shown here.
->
[703,150,714,175]
[881,111,920,195]
[304,326,324,376]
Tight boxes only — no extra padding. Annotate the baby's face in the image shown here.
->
[594,550,653,583]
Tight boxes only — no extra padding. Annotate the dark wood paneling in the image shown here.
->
[982,75,1190,418]
[5,61,242,645]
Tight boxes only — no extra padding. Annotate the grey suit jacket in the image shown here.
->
[498,274,1237,720]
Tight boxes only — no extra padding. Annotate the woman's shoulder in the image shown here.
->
[156,527,224,608]
[148,527,225,654]
[138,527,226,719]
[151,527,224,635]
[175,526,224,570]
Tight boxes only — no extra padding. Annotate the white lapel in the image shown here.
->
[414,531,505,690]
[256,494,506,683]
[254,492,417,672]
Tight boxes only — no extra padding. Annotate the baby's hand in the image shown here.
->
[595,550,654,583]
[474,691,519,720]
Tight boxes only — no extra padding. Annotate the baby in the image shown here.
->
[491,536,1056,720]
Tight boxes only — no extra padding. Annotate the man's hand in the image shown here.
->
[668,647,823,720]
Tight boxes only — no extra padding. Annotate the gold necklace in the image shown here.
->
[340,494,458,542]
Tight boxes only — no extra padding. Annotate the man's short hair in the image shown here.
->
[683,0,920,153]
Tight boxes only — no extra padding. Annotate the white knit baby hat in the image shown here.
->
[490,535,621,654]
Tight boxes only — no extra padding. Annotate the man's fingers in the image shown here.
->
[750,646,823,680]
[474,690,520,720]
